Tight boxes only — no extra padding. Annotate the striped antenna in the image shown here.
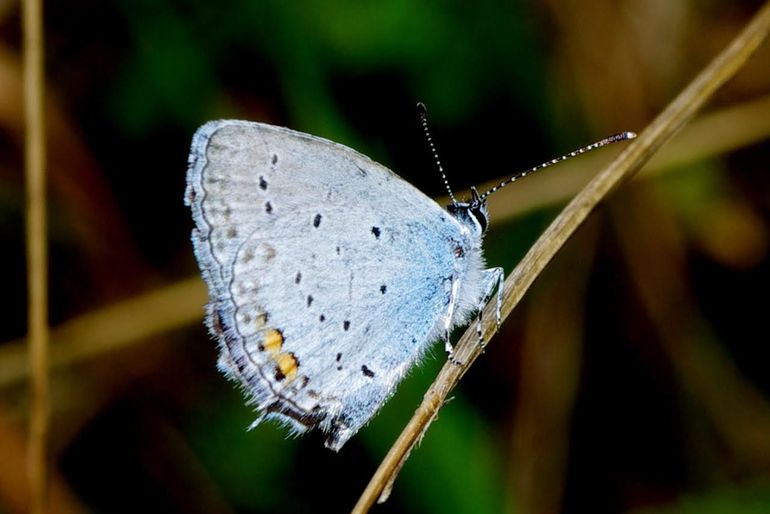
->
[476,131,637,203]
[417,102,457,205]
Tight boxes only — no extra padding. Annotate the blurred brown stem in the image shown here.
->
[352,2,770,512]
[23,0,48,512]
[611,185,770,468]
[507,227,597,514]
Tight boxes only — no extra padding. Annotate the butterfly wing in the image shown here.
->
[185,120,469,449]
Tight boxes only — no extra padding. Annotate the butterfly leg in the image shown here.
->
[444,331,461,365]
[476,267,504,349]
[440,325,462,365]
[444,277,463,366]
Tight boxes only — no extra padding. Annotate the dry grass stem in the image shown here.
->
[352,2,770,512]
[23,0,48,512]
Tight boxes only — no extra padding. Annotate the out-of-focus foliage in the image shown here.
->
[1,0,769,513]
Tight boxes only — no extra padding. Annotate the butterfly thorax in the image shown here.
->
[422,197,490,340]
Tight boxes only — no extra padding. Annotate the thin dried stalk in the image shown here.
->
[352,2,770,511]
[23,0,48,512]
[0,278,206,387]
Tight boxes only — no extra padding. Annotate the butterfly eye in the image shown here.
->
[470,204,489,234]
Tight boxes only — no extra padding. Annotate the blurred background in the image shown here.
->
[2,0,770,513]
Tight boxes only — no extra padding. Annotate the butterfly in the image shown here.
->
[185,109,634,450]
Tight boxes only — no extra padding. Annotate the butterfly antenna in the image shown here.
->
[477,131,637,202]
[417,102,457,205]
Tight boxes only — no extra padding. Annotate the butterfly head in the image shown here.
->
[447,186,489,236]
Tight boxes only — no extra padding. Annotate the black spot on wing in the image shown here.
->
[371,226,380,239]
[313,213,322,228]
[361,365,375,378]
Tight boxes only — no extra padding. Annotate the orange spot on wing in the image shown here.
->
[275,352,298,381]
[262,328,283,354]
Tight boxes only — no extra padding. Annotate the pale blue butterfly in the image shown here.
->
[185,106,634,450]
